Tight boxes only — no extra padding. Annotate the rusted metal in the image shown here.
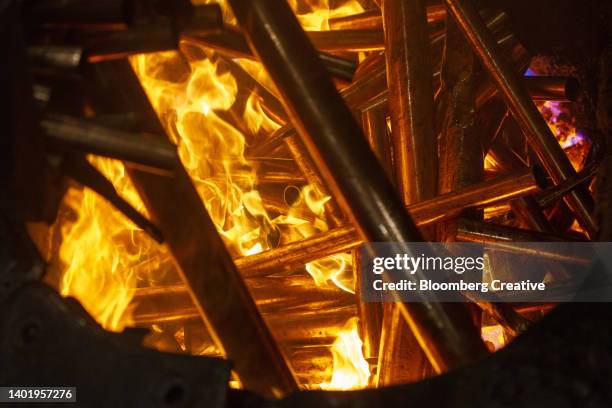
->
[88,60,298,398]
[329,4,446,30]
[228,0,487,373]
[445,0,597,237]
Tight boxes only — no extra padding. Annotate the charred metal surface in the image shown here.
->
[0,283,231,408]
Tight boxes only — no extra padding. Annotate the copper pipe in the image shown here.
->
[376,303,433,385]
[185,28,357,82]
[354,106,390,362]
[445,0,596,237]
[362,107,393,178]
[488,139,555,232]
[248,11,511,158]
[91,60,298,398]
[329,4,446,30]
[476,76,581,108]
[306,29,384,52]
[456,219,589,265]
[383,0,438,205]
[229,0,487,372]
[23,0,135,29]
[84,24,179,62]
[537,163,599,208]
[379,0,442,381]
[456,218,582,243]
[42,114,179,172]
[237,167,544,277]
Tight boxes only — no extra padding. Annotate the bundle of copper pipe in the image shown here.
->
[40,0,599,395]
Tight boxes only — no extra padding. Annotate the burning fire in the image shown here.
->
[56,0,370,391]
[322,317,370,390]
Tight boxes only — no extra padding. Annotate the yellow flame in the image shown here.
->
[59,157,164,331]
[322,317,370,390]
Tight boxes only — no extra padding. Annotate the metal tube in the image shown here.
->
[537,162,599,208]
[445,0,596,236]
[237,167,544,277]
[456,218,583,243]
[84,24,179,62]
[306,29,384,52]
[354,106,390,363]
[62,155,163,243]
[90,60,298,398]
[248,12,512,158]
[476,76,581,108]
[437,17,482,241]
[184,29,357,82]
[383,0,438,205]
[379,0,441,382]
[329,4,446,30]
[42,114,179,172]
[27,46,84,75]
[228,0,487,372]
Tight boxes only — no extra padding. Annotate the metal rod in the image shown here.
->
[437,16,482,240]
[284,136,344,227]
[42,114,179,172]
[228,0,487,372]
[237,167,544,277]
[62,155,163,243]
[306,29,384,52]
[248,11,514,158]
[537,162,599,208]
[379,0,441,382]
[184,28,357,82]
[355,106,390,364]
[445,0,596,237]
[488,139,555,232]
[476,76,581,108]
[329,4,446,30]
[89,60,298,398]
[84,24,179,62]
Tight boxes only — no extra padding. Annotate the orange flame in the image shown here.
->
[322,317,370,390]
